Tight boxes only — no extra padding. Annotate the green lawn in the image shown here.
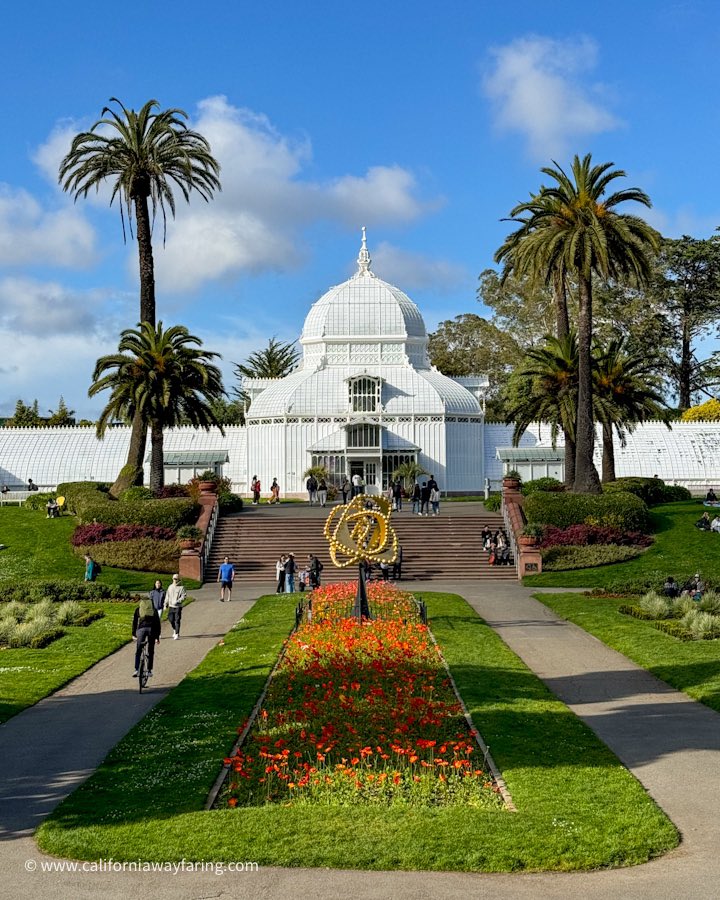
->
[38,592,677,872]
[0,507,199,591]
[525,500,720,588]
[535,592,720,713]
[0,602,135,723]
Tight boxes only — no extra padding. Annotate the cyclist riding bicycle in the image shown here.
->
[132,595,161,679]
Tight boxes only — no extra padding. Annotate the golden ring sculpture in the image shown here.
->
[324,494,398,568]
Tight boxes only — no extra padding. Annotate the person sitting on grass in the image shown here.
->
[695,511,712,531]
[712,516,720,533]
[706,488,717,502]
[132,595,160,678]
[663,576,679,598]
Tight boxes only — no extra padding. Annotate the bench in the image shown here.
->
[0,491,33,506]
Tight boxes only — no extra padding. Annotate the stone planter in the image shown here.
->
[199,481,216,494]
[518,535,538,547]
[502,477,520,491]
[179,538,198,551]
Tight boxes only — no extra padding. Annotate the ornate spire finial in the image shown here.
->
[356,226,372,275]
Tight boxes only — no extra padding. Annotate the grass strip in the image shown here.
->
[37,592,677,871]
[524,501,720,588]
[535,592,720,713]
[0,603,135,723]
[0,507,200,591]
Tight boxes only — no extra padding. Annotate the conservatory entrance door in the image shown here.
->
[349,459,379,495]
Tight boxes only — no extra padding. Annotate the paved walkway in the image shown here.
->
[2,580,720,899]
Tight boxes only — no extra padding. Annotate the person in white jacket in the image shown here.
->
[164,574,186,640]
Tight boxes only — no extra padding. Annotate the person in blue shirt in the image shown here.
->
[217,556,235,602]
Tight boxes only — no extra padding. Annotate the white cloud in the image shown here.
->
[483,35,620,160]
[642,205,720,240]
[151,96,436,291]
[0,185,96,267]
[0,276,124,337]
[370,242,469,293]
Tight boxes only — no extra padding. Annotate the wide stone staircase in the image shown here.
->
[205,505,517,585]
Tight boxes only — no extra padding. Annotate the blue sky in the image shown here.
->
[2,0,720,417]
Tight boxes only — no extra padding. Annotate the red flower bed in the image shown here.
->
[224,586,501,809]
[539,524,653,549]
[307,580,420,621]
[71,523,177,546]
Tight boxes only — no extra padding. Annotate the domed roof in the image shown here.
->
[301,230,427,345]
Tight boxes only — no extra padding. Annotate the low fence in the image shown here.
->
[294,592,427,627]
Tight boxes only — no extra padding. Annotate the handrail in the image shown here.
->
[501,498,520,578]
[201,500,220,580]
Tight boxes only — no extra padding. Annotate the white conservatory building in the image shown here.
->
[241,232,487,495]
[3,233,720,496]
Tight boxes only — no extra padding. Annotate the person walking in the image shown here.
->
[317,478,328,507]
[411,482,421,515]
[420,482,431,516]
[306,475,318,505]
[341,477,350,504]
[84,554,99,582]
[276,554,287,593]
[165,573,186,639]
[132,595,161,677]
[392,479,403,512]
[149,579,165,625]
[217,556,235,602]
[351,472,361,497]
[284,553,297,593]
[430,485,441,516]
[251,476,261,505]
[269,478,280,504]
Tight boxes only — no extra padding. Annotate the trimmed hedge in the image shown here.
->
[56,482,110,514]
[218,491,243,514]
[71,523,176,546]
[0,580,133,603]
[77,497,199,529]
[539,524,653,548]
[75,538,180,574]
[603,477,691,506]
[521,477,565,496]
[524,490,650,532]
[541,544,642,571]
[24,492,56,510]
[120,486,155,502]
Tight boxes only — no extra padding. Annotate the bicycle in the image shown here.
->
[137,636,151,693]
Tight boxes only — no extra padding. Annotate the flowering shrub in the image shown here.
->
[539,524,653,549]
[71,523,177,546]
[155,484,190,499]
[307,581,421,622]
[74,539,180,574]
[224,587,502,809]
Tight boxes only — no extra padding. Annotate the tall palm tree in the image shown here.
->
[593,338,670,482]
[392,461,428,491]
[499,154,659,493]
[60,98,221,494]
[503,334,578,485]
[89,322,225,492]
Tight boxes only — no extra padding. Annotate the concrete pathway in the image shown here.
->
[2,580,720,899]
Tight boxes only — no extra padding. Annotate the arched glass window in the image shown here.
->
[347,424,380,448]
[349,377,380,413]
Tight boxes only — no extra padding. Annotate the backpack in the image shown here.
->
[93,561,101,577]
[138,597,155,620]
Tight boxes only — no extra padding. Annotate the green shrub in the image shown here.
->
[669,596,696,618]
[699,591,720,615]
[653,620,692,640]
[75,538,180,574]
[72,609,105,627]
[218,491,243,514]
[55,600,84,626]
[77,497,199,529]
[603,477,692,506]
[24,492,55,510]
[524,490,650,532]
[56,481,109,514]
[618,604,656,621]
[680,609,720,640]
[7,617,56,648]
[541,544,642,571]
[483,494,501,512]
[0,580,131,604]
[120,486,155,502]
[521,477,565,496]
[637,592,671,619]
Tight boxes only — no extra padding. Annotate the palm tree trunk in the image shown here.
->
[564,437,576,488]
[109,411,147,497]
[601,422,616,483]
[553,272,570,339]
[134,193,156,327]
[150,422,164,493]
[573,277,602,494]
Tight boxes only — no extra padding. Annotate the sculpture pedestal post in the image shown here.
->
[352,563,371,621]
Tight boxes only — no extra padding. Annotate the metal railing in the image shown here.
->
[501,498,520,577]
[294,593,427,627]
[201,500,220,580]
